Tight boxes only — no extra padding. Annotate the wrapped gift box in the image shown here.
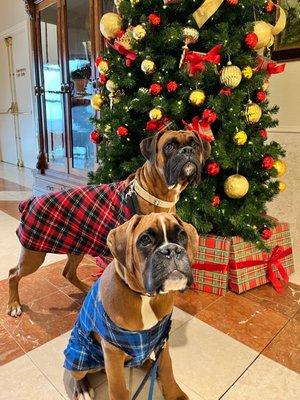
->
[192,234,231,296]
[228,222,294,294]
[192,222,294,296]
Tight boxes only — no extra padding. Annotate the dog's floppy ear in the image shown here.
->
[202,140,211,162]
[107,215,142,267]
[172,214,198,263]
[140,131,163,163]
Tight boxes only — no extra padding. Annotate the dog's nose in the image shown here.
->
[159,244,183,259]
[179,146,194,157]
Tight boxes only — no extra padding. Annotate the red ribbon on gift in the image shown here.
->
[229,245,292,293]
[182,116,215,142]
[109,41,137,67]
[192,261,228,273]
[184,44,222,76]
[255,56,286,76]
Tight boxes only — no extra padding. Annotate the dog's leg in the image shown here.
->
[102,339,129,400]
[62,254,91,293]
[71,371,95,400]
[157,342,189,400]
[7,247,46,317]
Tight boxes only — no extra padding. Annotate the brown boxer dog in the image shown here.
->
[7,130,210,317]
[65,213,197,400]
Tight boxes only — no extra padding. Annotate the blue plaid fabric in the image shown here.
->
[64,279,172,372]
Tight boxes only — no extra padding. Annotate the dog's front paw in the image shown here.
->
[74,378,95,400]
[7,301,22,317]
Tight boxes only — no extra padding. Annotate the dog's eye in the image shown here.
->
[164,143,175,154]
[139,234,152,246]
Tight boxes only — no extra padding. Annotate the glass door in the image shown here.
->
[65,0,95,174]
[38,0,67,172]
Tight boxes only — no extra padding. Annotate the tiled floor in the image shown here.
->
[0,162,299,400]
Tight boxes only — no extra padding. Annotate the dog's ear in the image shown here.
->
[202,140,211,162]
[172,214,198,262]
[107,215,142,267]
[140,131,164,163]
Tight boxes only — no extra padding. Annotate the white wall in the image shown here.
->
[0,0,27,32]
[269,61,300,132]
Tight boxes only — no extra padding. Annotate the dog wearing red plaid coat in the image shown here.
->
[7,130,210,317]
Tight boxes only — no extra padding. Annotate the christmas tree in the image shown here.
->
[88,0,287,248]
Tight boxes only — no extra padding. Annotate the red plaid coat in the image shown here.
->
[16,181,132,257]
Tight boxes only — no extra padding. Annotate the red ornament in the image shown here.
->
[206,161,220,176]
[245,32,258,48]
[90,130,102,144]
[226,0,239,5]
[256,90,267,103]
[211,195,220,207]
[99,74,107,85]
[95,56,102,67]
[219,87,232,96]
[202,108,217,124]
[116,126,128,137]
[166,81,179,93]
[116,30,125,38]
[262,155,274,169]
[265,1,275,13]
[261,227,272,240]
[150,83,163,95]
[260,129,268,140]
[148,13,161,26]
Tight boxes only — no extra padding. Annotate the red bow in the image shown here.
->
[255,56,285,76]
[266,245,289,294]
[182,116,215,142]
[184,44,222,76]
[146,116,172,133]
[110,42,137,67]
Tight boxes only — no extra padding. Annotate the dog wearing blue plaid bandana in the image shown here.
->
[64,212,197,400]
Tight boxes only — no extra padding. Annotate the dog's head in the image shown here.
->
[107,213,197,295]
[140,130,211,189]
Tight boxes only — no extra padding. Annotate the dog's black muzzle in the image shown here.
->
[143,243,193,294]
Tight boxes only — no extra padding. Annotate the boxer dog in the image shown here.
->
[7,130,210,317]
[64,213,197,400]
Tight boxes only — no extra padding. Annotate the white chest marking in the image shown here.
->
[140,296,158,330]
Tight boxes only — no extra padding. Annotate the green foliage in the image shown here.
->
[89,0,286,248]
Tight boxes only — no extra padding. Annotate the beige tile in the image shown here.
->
[171,306,193,333]
[0,353,64,400]
[169,317,258,400]
[0,190,32,201]
[222,355,300,400]
[0,162,33,189]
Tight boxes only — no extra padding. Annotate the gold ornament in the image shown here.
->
[106,80,117,93]
[224,174,249,199]
[234,131,247,145]
[98,60,109,74]
[242,66,253,79]
[149,107,163,121]
[183,27,199,44]
[132,25,146,40]
[100,13,122,40]
[141,59,155,74]
[220,61,242,89]
[244,102,262,124]
[91,93,105,111]
[278,181,287,192]
[130,0,140,5]
[189,89,206,106]
[273,159,287,177]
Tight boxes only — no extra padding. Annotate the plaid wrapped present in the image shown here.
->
[192,234,231,296]
[228,222,294,294]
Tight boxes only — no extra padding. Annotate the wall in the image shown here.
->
[0,0,27,32]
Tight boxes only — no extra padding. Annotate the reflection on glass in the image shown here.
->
[67,0,94,171]
[40,4,65,167]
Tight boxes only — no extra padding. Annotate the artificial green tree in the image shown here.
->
[88,0,287,247]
